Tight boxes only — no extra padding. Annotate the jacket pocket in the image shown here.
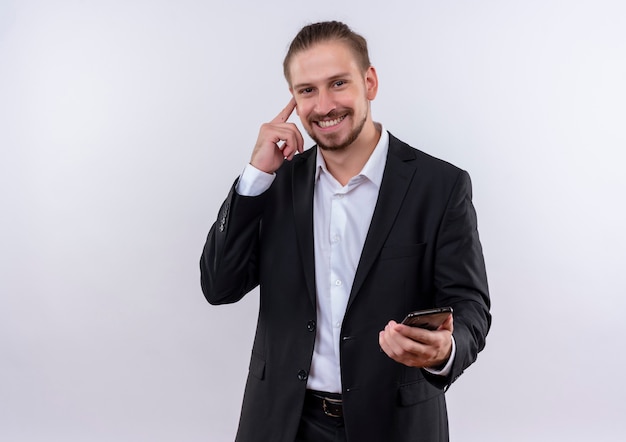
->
[249,352,265,380]
[398,377,443,406]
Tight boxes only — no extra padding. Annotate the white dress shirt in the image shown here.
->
[235,125,454,393]
[305,127,389,392]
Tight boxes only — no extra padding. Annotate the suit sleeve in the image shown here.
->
[199,179,268,305]
[433,170,491,386]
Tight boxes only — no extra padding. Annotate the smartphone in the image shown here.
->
[401,307,453,330]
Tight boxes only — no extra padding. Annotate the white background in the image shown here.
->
[1,0,625,441]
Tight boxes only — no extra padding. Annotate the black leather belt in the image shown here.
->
[305,390,343,418]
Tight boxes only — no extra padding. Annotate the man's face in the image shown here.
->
[288,41,378,151]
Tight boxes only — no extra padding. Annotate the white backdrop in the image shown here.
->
[1,0,625,441]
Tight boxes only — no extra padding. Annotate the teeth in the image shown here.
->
[318,115,345,128]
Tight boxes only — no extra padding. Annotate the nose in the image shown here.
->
[314,89,335,116]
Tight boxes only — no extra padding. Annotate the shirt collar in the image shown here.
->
[315,123,389,188]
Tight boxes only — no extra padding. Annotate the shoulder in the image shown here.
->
[387,132,468,182]
[388,133,461,171]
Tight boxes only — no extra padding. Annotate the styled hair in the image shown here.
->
[283,21,371,84]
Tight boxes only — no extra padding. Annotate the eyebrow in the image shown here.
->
[292,72,352,91]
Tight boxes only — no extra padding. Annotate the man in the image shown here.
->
[201,21,490,442]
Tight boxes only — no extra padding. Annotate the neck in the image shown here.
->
[320,121,381,186]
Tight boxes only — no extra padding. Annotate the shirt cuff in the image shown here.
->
[235,163,276,196]
[424,335,456,377]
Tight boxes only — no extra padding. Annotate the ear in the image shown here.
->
[365,66,378,100]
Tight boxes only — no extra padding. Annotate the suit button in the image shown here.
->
[307,320,316,332]
[297,370,308,381]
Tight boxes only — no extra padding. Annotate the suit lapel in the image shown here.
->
[347,135,417,310]
[292,149,318,307]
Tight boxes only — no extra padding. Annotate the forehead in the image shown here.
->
[288,41,361,86]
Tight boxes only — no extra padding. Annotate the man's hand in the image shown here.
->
[250,98,304,174]
[378,315,454,369]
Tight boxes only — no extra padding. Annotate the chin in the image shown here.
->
[318,142,347,152]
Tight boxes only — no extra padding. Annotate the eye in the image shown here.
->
[299,87,314,95]
[333,80,346,87]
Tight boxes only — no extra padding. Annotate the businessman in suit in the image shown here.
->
[200,21,491,442]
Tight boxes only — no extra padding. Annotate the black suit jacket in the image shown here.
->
[201,133,491,442]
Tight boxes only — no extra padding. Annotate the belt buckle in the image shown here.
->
[322,396,342,418]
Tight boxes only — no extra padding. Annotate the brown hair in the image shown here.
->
[283,21,371,84]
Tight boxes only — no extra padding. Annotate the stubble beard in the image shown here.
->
[307,109,368,152]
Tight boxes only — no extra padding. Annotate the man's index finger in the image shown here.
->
[271,97,297,123]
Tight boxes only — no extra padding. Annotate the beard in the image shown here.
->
[306,108,368,152]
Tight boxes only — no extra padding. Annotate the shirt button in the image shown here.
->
[297,370,308,381]
[335,280,342,286]
[307,320,316,332]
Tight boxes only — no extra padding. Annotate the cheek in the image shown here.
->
[295,103,313,122]
[338,91,362,110]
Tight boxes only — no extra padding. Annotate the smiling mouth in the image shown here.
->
[316,115,346,129]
